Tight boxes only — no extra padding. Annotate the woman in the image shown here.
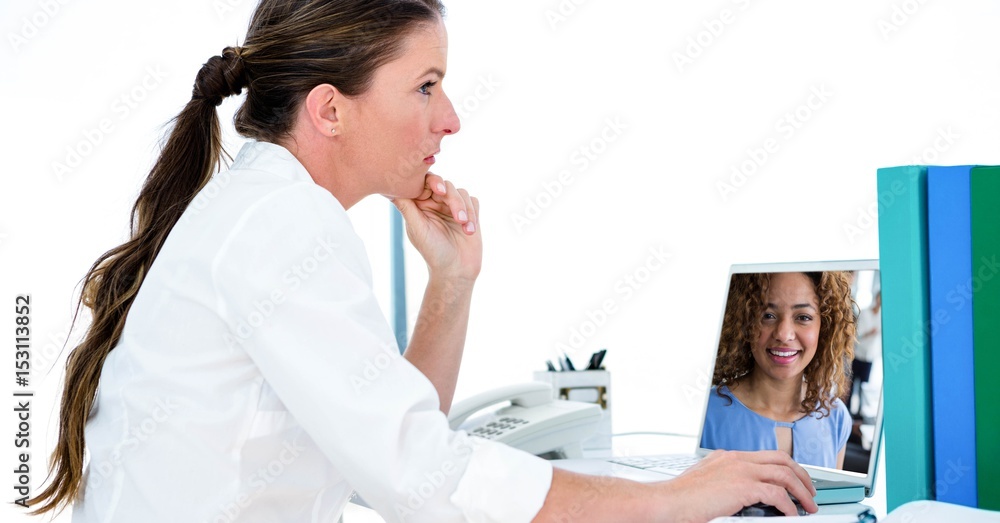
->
[30,1,818,521]
[702,271,856,469]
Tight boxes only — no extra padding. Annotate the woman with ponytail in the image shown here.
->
[31,1,818,521]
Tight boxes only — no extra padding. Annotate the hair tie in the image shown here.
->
[192,46,248,107]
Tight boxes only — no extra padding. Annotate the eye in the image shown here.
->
[418,80,437,95]
[761,312,776,322]
[797,314,814,322]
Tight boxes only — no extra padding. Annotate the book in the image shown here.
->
[927,165,978,507]
[876,166,935,510]
[971,166,1000,510]
[707,501,1000,522]
[882,500,1000,522]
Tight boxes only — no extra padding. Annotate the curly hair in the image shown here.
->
[713,271,857,418]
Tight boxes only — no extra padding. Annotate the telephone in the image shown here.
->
[448,382,602,459]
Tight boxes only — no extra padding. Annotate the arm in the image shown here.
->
[404,276,474,413]
[835,399,852,470]
[532,451,819,522]
[393,174,481,414]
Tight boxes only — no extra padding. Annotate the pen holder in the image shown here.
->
[533,369,612,450]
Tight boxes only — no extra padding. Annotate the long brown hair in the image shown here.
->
[712,271,856,417]
[31,0,444,514]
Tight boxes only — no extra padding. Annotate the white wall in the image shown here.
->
[3,1,999,521]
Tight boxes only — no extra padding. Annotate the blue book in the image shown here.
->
[877,166,935,510]
[927,166,978,507]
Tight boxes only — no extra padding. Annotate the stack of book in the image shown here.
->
[876,165,999,512]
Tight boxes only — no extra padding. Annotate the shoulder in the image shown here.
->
[187,141,353,238]
[830,398,854,448]
[828,398,852,442]
[831,397,850,418]
[203,149,370,279]
[832,398,851,426]
[706,385,740,412]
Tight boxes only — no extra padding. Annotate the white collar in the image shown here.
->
[230,140,314,184]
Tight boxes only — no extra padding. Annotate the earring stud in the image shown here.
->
[331,128,336,135]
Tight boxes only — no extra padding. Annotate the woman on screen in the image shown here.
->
[701,271,856,469]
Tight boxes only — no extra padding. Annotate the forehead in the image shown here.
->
[766,273,818,300]
[375,19,448,81]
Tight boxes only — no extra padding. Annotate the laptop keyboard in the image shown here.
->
[609,455,701,475]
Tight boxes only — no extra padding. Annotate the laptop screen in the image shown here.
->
[699,260,881,482]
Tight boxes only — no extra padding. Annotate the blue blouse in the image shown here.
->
[700,385,851,469]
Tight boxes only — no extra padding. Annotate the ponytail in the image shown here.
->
[29,46,246,515]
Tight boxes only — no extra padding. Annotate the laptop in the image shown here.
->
[552,260,883,505]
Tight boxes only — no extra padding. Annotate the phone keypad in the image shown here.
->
[470,417,529,439]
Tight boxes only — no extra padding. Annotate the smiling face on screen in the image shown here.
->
[749,272,821,384]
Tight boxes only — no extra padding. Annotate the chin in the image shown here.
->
[382,170,429,200]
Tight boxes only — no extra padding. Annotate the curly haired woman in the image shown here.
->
[700,271,857,469]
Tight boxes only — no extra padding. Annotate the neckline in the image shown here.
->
[719,384,807,427]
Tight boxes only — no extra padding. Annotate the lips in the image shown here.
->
[423,150,440,165]
[766,348,801,365]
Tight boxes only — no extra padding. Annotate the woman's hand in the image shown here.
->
[391,172,481,283]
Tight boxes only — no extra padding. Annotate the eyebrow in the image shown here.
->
[767,303,817,311]
[417,67,445,80]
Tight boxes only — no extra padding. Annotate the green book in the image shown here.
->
[971,166,1000,510]
[877,166,935,510]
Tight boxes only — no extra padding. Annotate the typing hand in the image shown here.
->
[659,450,818,521]
[392,172,481,282]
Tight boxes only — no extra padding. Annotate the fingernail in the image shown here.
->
[458,210,468,221]
[437,183,446,193]
[466,222,476,233]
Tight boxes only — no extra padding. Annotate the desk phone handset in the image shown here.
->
[447,382,602,459]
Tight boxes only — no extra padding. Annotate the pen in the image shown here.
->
[562,353,575,371]
[593,348,607,369]
[545,360,556,372]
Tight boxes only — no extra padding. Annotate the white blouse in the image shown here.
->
[73,141,552,523]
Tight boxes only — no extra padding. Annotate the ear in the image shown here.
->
[303,84,343,137]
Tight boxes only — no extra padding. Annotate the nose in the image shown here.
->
[438,91,461,136]
[774,317,796,342]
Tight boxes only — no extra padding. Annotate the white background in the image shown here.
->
[3,0,999,521]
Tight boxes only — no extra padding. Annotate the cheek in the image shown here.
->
[799,327,821,367]
[802,326,820,352]
[755,327,771,350]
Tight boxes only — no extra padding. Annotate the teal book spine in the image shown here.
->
[971,166,1000,510]
[877,166,935,510]
[927,166,978,507]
